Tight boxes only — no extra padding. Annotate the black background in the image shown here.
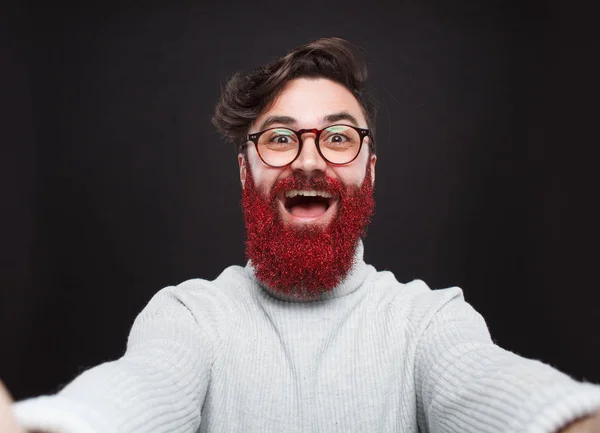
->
[1,0,599,401]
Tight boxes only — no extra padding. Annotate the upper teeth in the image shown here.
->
[285,190,332,198]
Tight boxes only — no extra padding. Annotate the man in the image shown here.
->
[3,37,600,433]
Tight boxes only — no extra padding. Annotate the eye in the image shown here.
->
[271,135,292,144]
[321,125,357,146]
[326,134,349,143]
[259,128,298,150]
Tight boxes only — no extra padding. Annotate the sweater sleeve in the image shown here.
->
[12,284,218,433]
[414,289,600,433]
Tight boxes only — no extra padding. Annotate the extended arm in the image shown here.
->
[414,291,600,433]
[11,285,217,433]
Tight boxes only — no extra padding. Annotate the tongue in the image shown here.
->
[290,202,328,218]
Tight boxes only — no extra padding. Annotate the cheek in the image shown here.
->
[329,163,367,187]
[248,159,287,192]
[334,147,371,186]
[342,172,365,187]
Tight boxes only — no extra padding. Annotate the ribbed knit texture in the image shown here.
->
[13,242,600,433]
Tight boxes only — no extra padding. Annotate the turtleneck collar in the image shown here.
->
[245,240,370,302]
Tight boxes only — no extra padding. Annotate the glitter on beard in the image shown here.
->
[242,162,375,299]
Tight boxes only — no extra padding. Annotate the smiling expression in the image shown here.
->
[238,77,377,228]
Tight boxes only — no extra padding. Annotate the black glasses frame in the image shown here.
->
[245,124,374,168]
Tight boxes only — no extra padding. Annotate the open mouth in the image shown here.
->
[281,189,336,221]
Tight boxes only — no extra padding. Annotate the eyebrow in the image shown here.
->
[323,112,359,126]
[258,111,360,131]
[258,115,296,131]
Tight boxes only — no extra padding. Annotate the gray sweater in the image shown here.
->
[13,242,600,432]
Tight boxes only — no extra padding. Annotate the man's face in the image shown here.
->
[239,78,376,224]
[238,78,376,298]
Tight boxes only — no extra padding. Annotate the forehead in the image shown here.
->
[253,78,366,129]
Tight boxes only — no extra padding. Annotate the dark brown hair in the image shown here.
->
[212,37,377,152]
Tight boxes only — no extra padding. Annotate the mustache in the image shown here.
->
[270,172,344,201]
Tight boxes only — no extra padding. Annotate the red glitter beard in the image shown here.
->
[242,164,375,298]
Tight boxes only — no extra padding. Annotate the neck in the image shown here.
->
[247,240,369,302]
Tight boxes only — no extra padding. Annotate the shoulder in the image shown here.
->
[363,267,472,333]
[133,265,252,330]
[150,265,251,314]
[129,265,252,349]
[366,267,464,309]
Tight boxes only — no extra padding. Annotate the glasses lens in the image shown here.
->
[319,125,362,164]
[257,128,299,166]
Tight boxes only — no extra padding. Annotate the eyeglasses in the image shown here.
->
[246,124,373,168]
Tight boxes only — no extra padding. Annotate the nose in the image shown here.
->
[290,133,327,175]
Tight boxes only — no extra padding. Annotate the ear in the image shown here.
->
[369,153,377,186]
[238,153,247,189]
